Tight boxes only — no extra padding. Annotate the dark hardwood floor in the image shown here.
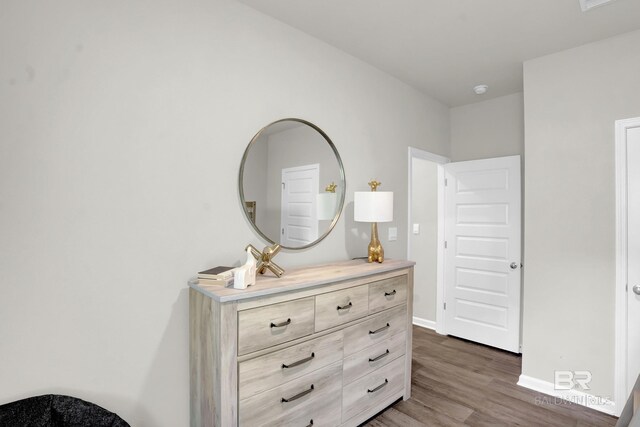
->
[365,326,618,427]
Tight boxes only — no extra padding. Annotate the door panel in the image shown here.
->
[444,156,521,353]
[457,204,509,225]
[456,268,508,295]
[281,164,319,247]
[627,126,640,397]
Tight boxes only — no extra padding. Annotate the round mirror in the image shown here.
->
[239,118,345,250]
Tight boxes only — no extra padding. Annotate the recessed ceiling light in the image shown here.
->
[579,0,618,12]
[473,85,488,95]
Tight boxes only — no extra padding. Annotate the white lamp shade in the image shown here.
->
[317,192,338,221]
[354,191,393,223]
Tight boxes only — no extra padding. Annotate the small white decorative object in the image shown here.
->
[233,247,257,289]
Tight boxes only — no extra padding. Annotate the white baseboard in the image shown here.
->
[412,316,436,330]
[517,374,617,416]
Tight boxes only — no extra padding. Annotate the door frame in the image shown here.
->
[406,147,449,334]
[615,117,640,416]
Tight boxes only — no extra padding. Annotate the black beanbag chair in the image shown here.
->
[0,394,129,427]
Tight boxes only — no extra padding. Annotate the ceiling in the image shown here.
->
[237,0,640,106]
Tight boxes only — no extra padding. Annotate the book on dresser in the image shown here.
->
[197,266,235,286]
[198,266,235,280]
[197,277,234,287]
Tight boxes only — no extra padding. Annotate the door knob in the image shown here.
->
[510,262,518,270]
[633,284,640,296]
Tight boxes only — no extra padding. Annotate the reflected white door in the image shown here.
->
[281,164,319,247]
[626,126,640,397]
[444,155,521,353]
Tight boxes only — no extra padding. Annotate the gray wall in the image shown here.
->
[0,0,449,425]
[450,92,524,161]
[522,29,640,398]
[410,157,439,322]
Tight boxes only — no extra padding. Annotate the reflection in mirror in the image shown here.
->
[240,119,345,249]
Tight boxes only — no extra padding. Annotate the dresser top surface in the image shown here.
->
[189,258,415,302]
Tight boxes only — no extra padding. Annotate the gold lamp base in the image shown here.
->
[367,222,384,263]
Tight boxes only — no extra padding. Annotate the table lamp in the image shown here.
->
[354,180,393,263]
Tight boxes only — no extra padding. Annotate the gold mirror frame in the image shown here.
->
[238,118,346,250]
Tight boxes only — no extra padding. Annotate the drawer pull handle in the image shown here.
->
[270,318,292,328]
[367,379,388,393]
[336,301,353,311]
[368,349,390,362]
[384,290,397,297]
[281,384,314,403]
[282,352,315,369]
[306,421,313,427]
[369,323,390,335]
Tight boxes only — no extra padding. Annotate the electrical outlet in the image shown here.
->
[413,223,420,234]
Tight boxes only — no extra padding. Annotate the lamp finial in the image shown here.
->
[368,180,381,192]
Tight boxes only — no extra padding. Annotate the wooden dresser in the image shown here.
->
[189,259,415,427]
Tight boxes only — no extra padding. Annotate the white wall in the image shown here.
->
[522,29,640,399]
[0,0,449,425]
[410,158,439,322]
[450,92,524,161]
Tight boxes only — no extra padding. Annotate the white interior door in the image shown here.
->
[444,155,521,353]
[280,164,319,247]
[626,127,640,397]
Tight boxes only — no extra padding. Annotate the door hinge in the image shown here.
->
[282,182,285,189]
[444,241,448,249]
[281,228,284,235]
[444,178,448,186]
[444,302,447,310]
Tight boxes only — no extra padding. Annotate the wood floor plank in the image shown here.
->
[412,352,495,388]
[463,409,552,427]
[487,378,617,427]
[362,407,429,427]
[364,326,618,427]
[440,334,520,364]
[392,398,468,427]
[404,382,475,422]
[412,370,576,427]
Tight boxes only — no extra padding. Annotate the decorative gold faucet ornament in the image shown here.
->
[246,243,285,277]
[366,180,384,263]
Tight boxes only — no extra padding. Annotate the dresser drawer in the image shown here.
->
[343,305,406,356]
[238,297,315,355]
[342,355,406,422]
[239,331,344,400]
[369,275,407,314]
[239,361,343,427]
[343,330,406,385]
[315,285,369,332]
